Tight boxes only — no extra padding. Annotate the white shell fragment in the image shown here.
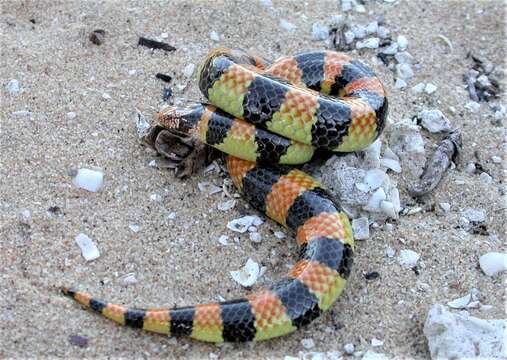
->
[418,109,451,133]
[230,258,260,287]
[397,35,408,50]
[7,79,20,95]
[380,158,401,173]
[398,249,420,268]
[217,235,229,246]
[447,288,480,309]
[121,273,138,286]
[274,231,286,239]
[128,224,140,233]
[343,343,355,354]
[217,199,236,212]
[311,22,329,41]
[479,252,507,276]
[249,232,262,243]
[301,338,315,349]
[227,215,263,233]
[75,233,100,261]
[424,83,438,94]
[424,304,506,359]
[356,38,380,49]
[352,217,369,240]
[371,338,384,347]
[182,63,195,78]
[67,111,77,120]
[209,30,220,42]
[280,19,296,32]
[461,208,486,223]
[73,168,104,192]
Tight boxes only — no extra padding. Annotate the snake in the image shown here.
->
[62,48,388,343]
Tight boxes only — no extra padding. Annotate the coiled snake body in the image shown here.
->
[63,48,388,342]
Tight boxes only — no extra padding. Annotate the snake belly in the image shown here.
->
[62,48,388,343]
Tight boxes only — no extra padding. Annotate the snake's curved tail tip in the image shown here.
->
[61,286,76,297]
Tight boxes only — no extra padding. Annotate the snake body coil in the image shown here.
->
[63,48,388,342]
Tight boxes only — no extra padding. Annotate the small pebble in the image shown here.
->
[89,29,105,45]
[150,193,162,202]
[462,208,486,223]
[394,51,413,64]
[75,233,100,261]
[380,43,398,55]
[386,247,395,258]
[395,78,407,89]
[7,79,20,95]
[209,31,220,42]
[67,111,77,120]
[352,25,367,39]
[354,4,366,13]
[464,162,476,174]
[411,83,426,93]
[121,273,138,285]
[447,289,480,309]
[371,338,384,347]
[465,101,480,113]
[380,158,401,173]
[364,188,386,212]
[398,249,420,268]
[19,209,31,224]
[376,26,390,39]
[274,231,286,239]
[439,202,451,213]
[230,258,260,287]
[380,200,398,219]
[479,172,492,185]
[128,224,140,233]
[182,63,195,78]
[356,38,380,49]
[397,35,408,50]
[301,338,315,349]
[341,0,353,12]
[218,235,229,245]
[396,63,414,81]
[344,30,355,44]
[352,217,370,240]
[12,110,32,117]
[68,334,89,348]
[366,21,379,34]
[311,22,329,41]
[73,168,104,192]
[167,212,177,220]
[418,109,451,133]
[424,83,438,94]
[491,156,501,163]
[344,343,355,354]
[479,252,507,276]
[279,19,296,32]
[249,232,262,243]
[227,215,263,233]
[218,199,236,212]
[102,92,111,100]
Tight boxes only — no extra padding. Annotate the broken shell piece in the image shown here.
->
[73,168,104,192]
[75,233,100,261]
[479,252,507,276]
[227,215,263,233]
[398,249,420,268]
[230,258,260,287]
[447,289,481,309]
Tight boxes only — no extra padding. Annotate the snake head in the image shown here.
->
[156,101,203,135]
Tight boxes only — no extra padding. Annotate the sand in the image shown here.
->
[1,0,505,358]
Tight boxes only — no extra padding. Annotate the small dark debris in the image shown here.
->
[155,73,173,83]
[138,37,176,52]
[68,334,88,348]
[468,222,489,236]
[409,129,462,197]
[412,266,420,275]
[463,52,502,102]
[29,19,36,24]
[47,206,62,215]
[89,29,105,45]
[364,271,380,280]
[377,52,392,66]
[162,87,173,102]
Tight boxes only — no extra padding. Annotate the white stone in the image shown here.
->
[356,38,380,49]
[102,92,111,100]
[479,172,493,185]
[301,338,315,349]
[396,63,414,80]
[352,217,369,240]
[150,193,161,202]
[477,74,491,87]
[364,188,386,212]
[394,51,413,64]
[121,273,138,285]
[447,289,480,309]
[7,79,20,95]
[491,156,502,163]
[280,19,296,32]
[217,199,236,212]
[424,304,506,359]
[398,249,420,267]
[479,252,507,276]
[274,231,286,239]
[418,109,451,133]
[354,4,366,12]
[465,101,480,113]
[128,224,140,233]
[388,119,426,178]
[376,26,390,39]
[209,30,220,41]
[230,258,260,287]
[351,25,367,39]
[462,208,486,223]
[249,232,262,243]
[380,158,401,173]
[19,209,31,224]
[381,43,398,55]
[227,215,263,233]
[386,247,395,258]
[411,82,426,93]
[75,233,100,261]
[343,343,355,354]
[218,235,229,245]
[362,351,389,360]
[464,162,476,174]
[67,111,77,120]
[167,212,177,220]
[311,22,329,41]
[344,30,355,44]
[366,21,379,34]
[394,78,407,89]
[182,63,195,78]
[341,0,353,12]
[73,168,104,192]
[371,338,384,347]
[380,200,398,219]
[424,83,438,94]
[397,35,408,50]
[439,202,451,212]
[364,169,388,191]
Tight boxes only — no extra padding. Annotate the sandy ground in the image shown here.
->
[1,0,505,358]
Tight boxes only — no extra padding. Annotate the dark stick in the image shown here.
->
[138,37,176,52]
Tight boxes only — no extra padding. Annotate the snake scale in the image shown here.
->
[63,48,388,343]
